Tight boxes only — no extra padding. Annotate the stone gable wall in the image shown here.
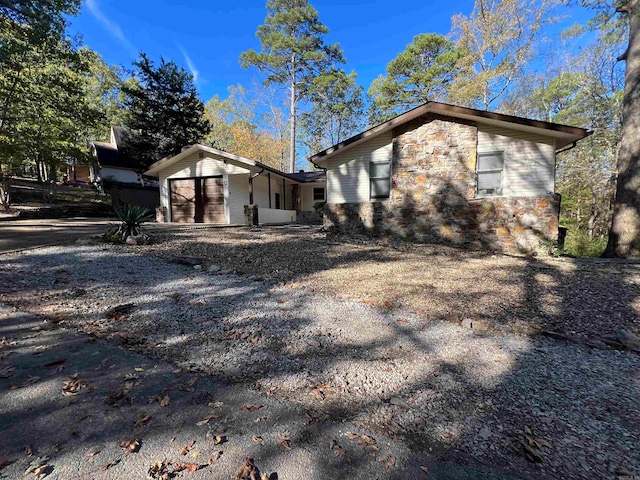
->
[324,115,561,254]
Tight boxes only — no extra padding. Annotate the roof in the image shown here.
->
[144,144,324,183]
[288,171,326,183]
[310,101,592,164]
[92,141,128,169]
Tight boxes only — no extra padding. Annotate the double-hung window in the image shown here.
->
[476,152,504,197]
[313,187,325,201]
[369,161,391,200]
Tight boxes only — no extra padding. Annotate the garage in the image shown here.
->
[169,176,224,223]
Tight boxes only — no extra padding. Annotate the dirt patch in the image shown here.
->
[138,226,640,343]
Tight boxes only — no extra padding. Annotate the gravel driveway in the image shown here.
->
[0,243,639,479]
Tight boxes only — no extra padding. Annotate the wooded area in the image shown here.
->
[0,0,637,257]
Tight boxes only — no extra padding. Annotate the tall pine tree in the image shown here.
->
[240,0,344,172]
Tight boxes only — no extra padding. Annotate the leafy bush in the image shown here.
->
[112,204,152,241]
[313,201,326,216]
[562,231,607,258]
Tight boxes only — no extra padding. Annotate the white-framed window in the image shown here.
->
[369,161,391,200]
[476,151,505,197]
[313,187,325,201]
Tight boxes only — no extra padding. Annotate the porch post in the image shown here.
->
[283,178,285,210]
[268,172,272,208]
[249,174,254,205]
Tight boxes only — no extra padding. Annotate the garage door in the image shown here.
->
[169,177,225,223]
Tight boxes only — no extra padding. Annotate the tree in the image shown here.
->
[367,33,463,123]
[203,84,290,169]
[450,0,560,110]
[300,69,365,154]
[240,0,344,172]
[121,53,211,170]
[594,0,640,257]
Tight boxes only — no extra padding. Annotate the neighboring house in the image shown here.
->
[144,144,326,225]
[310,102,591,254]
[90,126,160,210]
[90,126,143,186]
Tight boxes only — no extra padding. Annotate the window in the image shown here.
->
[313,187,325,201]
[275,192,281,209]
[369,162,391,200]
[476,152,504,196]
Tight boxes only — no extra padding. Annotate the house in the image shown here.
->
[310,102,591,254]
[90,127,150,186]
[144,144,326,225]
[90,126,160,210]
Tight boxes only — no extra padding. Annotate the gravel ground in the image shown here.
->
[0,243,639,479]
[135,226,640,343]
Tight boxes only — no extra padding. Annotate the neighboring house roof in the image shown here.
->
[288,171,326,183]
[92,141,129,169]
[144,144,324,183]
[310,101,592,164]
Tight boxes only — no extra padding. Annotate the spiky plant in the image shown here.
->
[114,204,151,241]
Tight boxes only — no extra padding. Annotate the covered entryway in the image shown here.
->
[169,176,224,223]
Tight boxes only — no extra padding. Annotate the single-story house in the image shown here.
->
[144,144,326,225]
[310,101,591,254]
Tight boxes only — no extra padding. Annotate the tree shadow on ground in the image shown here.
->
[0,243,638,479]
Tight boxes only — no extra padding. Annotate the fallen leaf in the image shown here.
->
[134,367,145,372]
[357,435,376,447]
[277,430,292,450]
[208,401,224,408]
[0,460,11,470]
[241,404,263,412]
[62,375,87,396]
[210,451,223,463]
[213,435,226,445]
[120,439,141,453]
[346,433,359,440]
[236,457,257,480]
[100,459,120,471]
[9,376,40,390]
[159,395,170,407]
[0,365,15,378]
[174,462,201,473]
[24,456,49,475]
[251,435,263,443]
[180,440,196,455]
[311,388,325,400]
[380,456,396,468]
[44,358,66,367]
[254,416,268,423]
[195,419,210,427]
[133,413,151,428]
[190,451,201,458]
[420,465,430,475]
[33,465,47,475]
[86,450,100,457]
[178,377,198,392]
[148,460,169,479]
[329,439,345,457]
[24,445,32,456]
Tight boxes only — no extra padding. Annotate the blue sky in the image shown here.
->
[71,0,592,103]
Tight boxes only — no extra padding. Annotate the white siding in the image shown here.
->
[301,183,325,211]
[228,174,249,224]
[325,131,393,203]
[477,125,556,197]
[253,175,270,208]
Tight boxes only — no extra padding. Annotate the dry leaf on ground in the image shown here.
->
[180,440,195,455]
[174,462,201,473]
[277,430,292,450]
[148,460,170,479]
[0,365,15,378]
[329,439,346,457]
[0,460,11,470]
[236,457,257,480]
[213,435,226,445]
[86,450,100,457]
[160,395,170,407]
[62,374,87,396]
[120,439,140,453]
[420,465,430,475]
[241,404,263,411]
[100,459,120,471]
[379,456,396,468]
[24,456,49,475]
[209,451,223,463]
[133,413,151,428]
[43,358,66,367]
[251,435,263,443]
[508,426,552,463]
[9,376,39,390]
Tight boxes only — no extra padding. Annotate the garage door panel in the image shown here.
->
[170,177,225,224]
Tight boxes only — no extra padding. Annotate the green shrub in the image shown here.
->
[313,201,326,216]
[113,204,152,241]
[562,231,607,258]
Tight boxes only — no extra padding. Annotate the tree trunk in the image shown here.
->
[289,80,296,173]
[603,0,640,257]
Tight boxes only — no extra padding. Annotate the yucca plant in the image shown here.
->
[114,204,152,241]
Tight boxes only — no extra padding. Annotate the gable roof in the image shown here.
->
[288,171,326,183]
[144,144,323,183]
[310,102,592,164]
[92,141,128,169]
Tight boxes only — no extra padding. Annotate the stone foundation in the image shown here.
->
[324,195,560,254]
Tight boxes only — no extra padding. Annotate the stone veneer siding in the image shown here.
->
[323,114,561,254]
